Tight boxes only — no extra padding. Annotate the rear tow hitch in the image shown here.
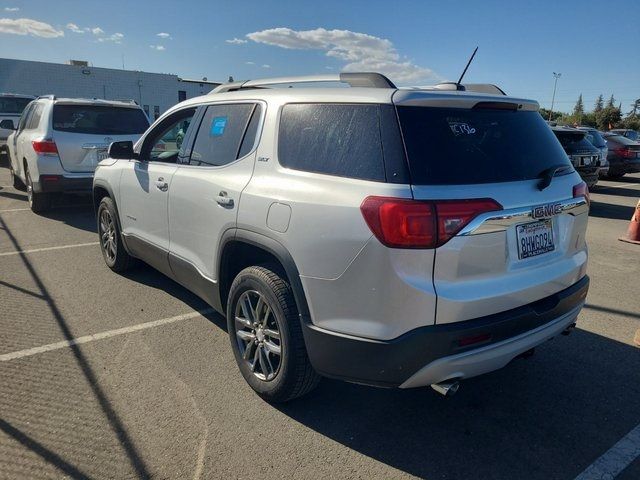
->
[561,323,577,336]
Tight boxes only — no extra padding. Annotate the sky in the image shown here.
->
[0,0,638,113]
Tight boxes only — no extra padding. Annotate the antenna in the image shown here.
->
[457,47,478,85]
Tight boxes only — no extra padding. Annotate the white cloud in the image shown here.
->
[0,17,64,38]
[245,61,255,65]
[66,23,84,34]
[157,32,171,39]
[246,27,438,84]
[226,37,247,45]
[91,27,104,36]
[262,64,271,68]
[98,32,124,43]
[150,44,165,51]
[4,7,19,11]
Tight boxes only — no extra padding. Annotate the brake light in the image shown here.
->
[32,139,58,155]
[616,147,635,159]
[573,181,589,205]
[360,197,502,248]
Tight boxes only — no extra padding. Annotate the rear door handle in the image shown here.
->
[215,191,234,207]
[155,177,168,192]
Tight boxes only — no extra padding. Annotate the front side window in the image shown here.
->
[53,105,149,135]
[278,103,386,181]
[142,108,195,163]
[189,103,258,167]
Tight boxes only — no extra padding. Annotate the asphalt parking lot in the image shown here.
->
[0,157,638,480]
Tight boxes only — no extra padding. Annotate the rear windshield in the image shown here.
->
[52,105,149,135]
[582,130,606,148]
[606,134,639,146]
[553,131,594,150]
[397,106,571,185]
[0,96,32,114]
[625,131,639,141]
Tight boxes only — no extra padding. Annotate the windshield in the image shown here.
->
[0,96,33,114]
[396,107,571,185]
[625,131,639,141]
[582,130,606,148]
[52,105,149,135]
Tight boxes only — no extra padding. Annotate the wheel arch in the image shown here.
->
[218,229,310,322]
[93,180,130,255]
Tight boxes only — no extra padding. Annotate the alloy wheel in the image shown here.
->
[234,290,282,381]
[99,209,117,262]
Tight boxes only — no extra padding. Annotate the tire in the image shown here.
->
[227,266,320,402]
[10,163,26,191]
[97,196,136,272]
[25,168,50,213]
[607,172,625,180]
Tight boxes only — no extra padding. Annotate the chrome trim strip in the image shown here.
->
[459,197,588,236]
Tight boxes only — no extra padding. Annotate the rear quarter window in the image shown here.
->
[278,103,386,182]
[397,106,572,185]
[52,105,149,135]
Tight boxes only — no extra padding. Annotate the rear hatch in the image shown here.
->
[52,103,149,172]
[393,93,589,324]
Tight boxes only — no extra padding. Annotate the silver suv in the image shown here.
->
[7,96,149,212]
[93,73,590,402]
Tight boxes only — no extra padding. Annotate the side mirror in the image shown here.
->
[0,119,16,130]
[108,141,135,159]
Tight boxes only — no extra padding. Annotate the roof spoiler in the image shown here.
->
[431,82,506,95]
[210,72,396,94]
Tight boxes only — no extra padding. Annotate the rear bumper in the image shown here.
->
[38,174,94,193]
[609,159,640,175]
[302,275,589,388]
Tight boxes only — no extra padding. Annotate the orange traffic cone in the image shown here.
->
[619,199,640,245]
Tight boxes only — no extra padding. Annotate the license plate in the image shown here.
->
[97,149,108,161]
[516,220,555,259]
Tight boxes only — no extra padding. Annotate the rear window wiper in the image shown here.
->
[537,164,572,191]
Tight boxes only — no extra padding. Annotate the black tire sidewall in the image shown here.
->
[227,269,294,398]
[97,197,130,271]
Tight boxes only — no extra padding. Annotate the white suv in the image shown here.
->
[93,73,590,402]
[7,96,149,212]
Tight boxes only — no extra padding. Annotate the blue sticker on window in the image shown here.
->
[211,116,227,136]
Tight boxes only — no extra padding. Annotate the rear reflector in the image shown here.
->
[40,175,61,183]
[458,332,492,347]
[32,139,58,155]
[360,197,502,248]
[572,181,589,205]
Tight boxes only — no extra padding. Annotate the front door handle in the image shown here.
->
[155,177,168,192]
[215,191,234,207]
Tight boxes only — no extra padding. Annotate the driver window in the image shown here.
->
[143,108,195,163]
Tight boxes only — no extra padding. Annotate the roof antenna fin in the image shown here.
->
[457,47,478,86]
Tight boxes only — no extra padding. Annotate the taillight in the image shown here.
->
[360,197,502,249]
[616,147,636,158]
[32,139,58,155]
[573,181,589,205]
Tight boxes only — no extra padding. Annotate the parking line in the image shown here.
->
[0,242,99,257]
[0,207,31,213]
[574,423,640,480]
[0,308,215,362]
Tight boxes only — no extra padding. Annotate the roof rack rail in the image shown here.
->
[210,72,396,94]
[36,94,56,100]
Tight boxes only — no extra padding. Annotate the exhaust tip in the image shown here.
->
[561,323,577,336]
[431,380,460,397]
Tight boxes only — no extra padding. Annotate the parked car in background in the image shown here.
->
[7,96,149,212]
[551,126,600,188]
[0,93,35,156]
[576,126,609,177]
[602,133,640,179]
[609,129,639,142]
[94,73,589,402]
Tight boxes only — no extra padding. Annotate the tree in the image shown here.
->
[629,99,640,117]
[594,94,604,113]
[539,108,562,122]
[571,94,584,124]
[606,94,615,108]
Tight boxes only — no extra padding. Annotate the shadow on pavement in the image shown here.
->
[589,200,635,220]
[276,328,640,480]
[592,186,640,199]
[0,215,152,479]
[39,203,97,233]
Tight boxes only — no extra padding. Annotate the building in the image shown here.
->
[0,57,220,119]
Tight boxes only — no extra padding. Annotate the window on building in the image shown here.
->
[189,103,258,167]
[153,106,160,120]
[178,91,187,103]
